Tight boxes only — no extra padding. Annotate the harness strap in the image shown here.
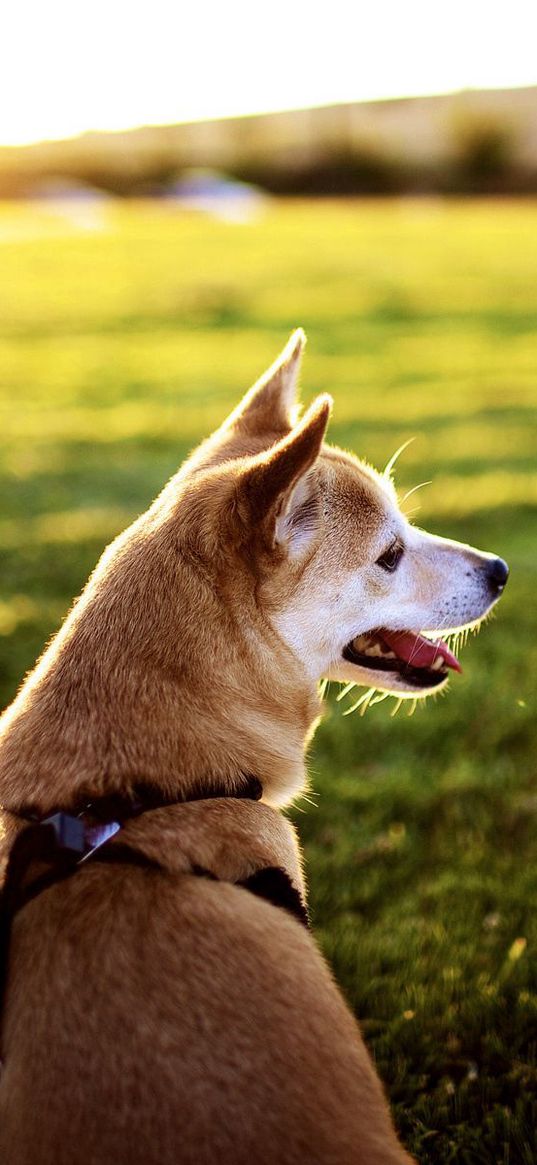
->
[2,831,162,925]
[238,867,309,929]
[0,772,264,929]
[0,784,307,1027]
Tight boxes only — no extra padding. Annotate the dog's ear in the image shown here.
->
[237,394,332,555]
[224,328,306,436]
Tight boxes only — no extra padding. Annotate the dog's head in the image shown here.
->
[177,328,508,704]
[0,328,509,813]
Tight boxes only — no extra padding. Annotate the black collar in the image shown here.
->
[14,773,263,865]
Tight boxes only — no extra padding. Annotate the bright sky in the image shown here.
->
[2,0,536,147]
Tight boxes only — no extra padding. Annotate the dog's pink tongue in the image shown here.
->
[379,629,462,673]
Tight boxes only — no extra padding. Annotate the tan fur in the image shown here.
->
[0,327,506,1164]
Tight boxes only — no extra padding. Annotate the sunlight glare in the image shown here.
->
[1,0,537,146]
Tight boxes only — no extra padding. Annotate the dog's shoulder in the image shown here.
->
[120,798,307,909]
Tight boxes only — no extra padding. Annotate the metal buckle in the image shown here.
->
[42,811,121,863]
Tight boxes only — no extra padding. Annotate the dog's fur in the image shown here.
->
[0,331,506,1164]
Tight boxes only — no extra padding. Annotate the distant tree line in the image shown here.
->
[1,105,536,199]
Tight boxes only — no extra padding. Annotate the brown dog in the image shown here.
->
[0,331,507,1164]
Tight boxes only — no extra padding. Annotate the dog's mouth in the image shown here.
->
[343,628,462,691]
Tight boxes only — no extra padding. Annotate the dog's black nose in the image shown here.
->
[488,556,509,592]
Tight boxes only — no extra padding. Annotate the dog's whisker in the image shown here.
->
[337,681,356,702]
[343,687,376,717]
[359,690,376,717]
[407,638,426,668]
[369,691,391,706]
[299,794,319,809]
[400,480,432,506]
[383,437,416,480]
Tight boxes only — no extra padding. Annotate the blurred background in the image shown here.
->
[1,2,536,1160]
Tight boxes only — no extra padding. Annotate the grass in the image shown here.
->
[0,197,536,1162]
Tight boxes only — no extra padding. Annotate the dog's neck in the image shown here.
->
[0,534,321,816]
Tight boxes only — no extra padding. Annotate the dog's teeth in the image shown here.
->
[378,646,397,658]
[352,635,373,653]
[350,636,398,663]
[431,656,445,671]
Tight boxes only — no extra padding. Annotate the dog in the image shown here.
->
[0,330,508,1164]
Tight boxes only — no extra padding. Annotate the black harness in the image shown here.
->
[0,775,308,1029]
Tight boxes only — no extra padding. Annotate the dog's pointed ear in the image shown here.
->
[238,394,332,555]
[225,328,306,436]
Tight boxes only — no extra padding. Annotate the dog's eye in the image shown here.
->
[376,540,403,572]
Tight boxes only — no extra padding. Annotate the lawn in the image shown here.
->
[0,198,536,1162]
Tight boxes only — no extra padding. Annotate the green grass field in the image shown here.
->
[1,198,536,1162]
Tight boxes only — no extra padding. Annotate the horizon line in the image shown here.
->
[1,80,536,152]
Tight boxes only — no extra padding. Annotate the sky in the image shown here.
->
[2,0,537,147]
